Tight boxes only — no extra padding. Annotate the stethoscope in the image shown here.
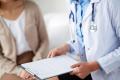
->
[90,3,97,32]
[69,3,97,32]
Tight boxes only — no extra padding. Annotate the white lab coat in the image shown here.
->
[70,0,120,80]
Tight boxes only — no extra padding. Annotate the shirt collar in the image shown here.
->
[90,0,101,3]
[70,0,101,4]
[70,0,90,4]
[80,0,90,5]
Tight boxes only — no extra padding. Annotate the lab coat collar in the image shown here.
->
[90,0,101,3]
[82,0,101,22]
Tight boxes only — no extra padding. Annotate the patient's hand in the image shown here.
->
[19,70,36,80]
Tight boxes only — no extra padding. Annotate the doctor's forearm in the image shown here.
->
[59,43,71,54]
[64,43,71,53]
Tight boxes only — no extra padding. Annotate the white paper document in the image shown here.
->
[21,55,78,80]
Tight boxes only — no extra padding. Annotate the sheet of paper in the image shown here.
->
[21,55,78,80]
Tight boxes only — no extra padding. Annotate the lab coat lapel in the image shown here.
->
[82,0,101,22]
[82,3,92,22]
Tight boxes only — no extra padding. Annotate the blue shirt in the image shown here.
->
[68,0,90,58]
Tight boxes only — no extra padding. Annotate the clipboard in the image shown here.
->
[21,54,79,80]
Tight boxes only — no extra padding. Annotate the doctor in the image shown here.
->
[48,0,120,80]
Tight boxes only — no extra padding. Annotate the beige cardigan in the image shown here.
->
[0,1,48,77]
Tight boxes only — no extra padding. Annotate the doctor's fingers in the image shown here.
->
[71,67,82,75]
[47,51,53,58]
[47,49,57,58]
[47,49,55,58]
[71,67,87,79]
[71,63,81,68]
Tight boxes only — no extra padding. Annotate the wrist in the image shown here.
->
[58,44,70,55]
[88,61,100,72]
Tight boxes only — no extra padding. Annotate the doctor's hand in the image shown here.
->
[19,70,36,80]
[47,44,70,58]
[71,61,100,79]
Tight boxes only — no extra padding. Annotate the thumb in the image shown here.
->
[71,63,81,68]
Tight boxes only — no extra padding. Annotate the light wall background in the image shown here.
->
[33,0,71,50]
[33,0,70,14]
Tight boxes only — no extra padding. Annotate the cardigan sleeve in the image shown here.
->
[31,3,49,61]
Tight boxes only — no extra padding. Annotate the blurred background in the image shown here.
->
[33,0,69,14]
[33,0,71,50]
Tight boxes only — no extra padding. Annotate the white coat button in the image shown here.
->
[88,48,90,50]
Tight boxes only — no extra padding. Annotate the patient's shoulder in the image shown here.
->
[25,0,43,20]
[25,0,40,12]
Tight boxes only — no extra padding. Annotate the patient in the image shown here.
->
[0,0,48,79]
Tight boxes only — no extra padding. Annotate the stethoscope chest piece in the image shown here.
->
[89,21,97,32]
